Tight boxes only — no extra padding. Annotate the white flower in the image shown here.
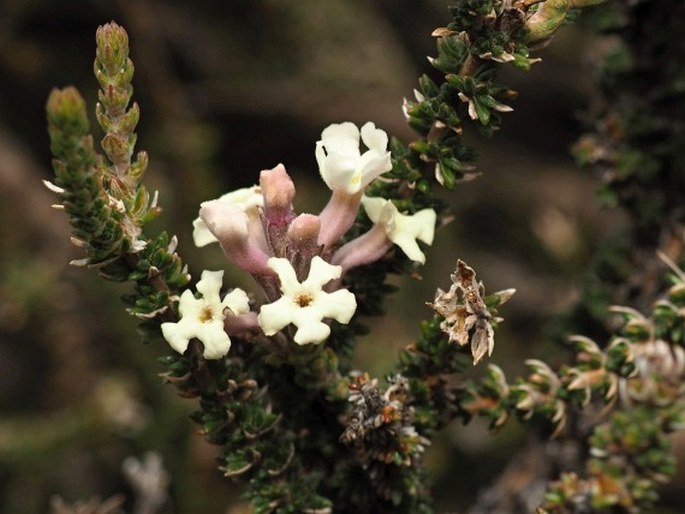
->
[360,196,437,264]
[161,270,250,359]
[193,186,263,247]
[315,122,392,195]
[257,256,357,345]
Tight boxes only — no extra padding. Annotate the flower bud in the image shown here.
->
[287,213,322,281]
[259,163,297,256]
[199,200,271,276]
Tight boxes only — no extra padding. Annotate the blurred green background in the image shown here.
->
[1,1,682,513]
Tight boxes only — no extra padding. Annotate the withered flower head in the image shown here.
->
[428,259,514,365]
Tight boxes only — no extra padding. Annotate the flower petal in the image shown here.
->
[301,256,342,290]
[193,218,219,247]
[196,321,232,359]
[177,289,201,318]
[310,288,357,324]
[317,148,360,192]
[408,208,437,245]
[291,316,331,345]
[360,122,388,152]
[161,320,193,355]
[359,195,386,222]
[357,151,392,190]
[390,230,426,263]
[222,288,250,315]
[320,122,361,155]
[258,296,300,335]
[195,270,224,301]
[267,257,301,294]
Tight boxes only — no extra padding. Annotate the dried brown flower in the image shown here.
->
[429,259,514,364]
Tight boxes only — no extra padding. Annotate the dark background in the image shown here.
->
[2,1,678,513]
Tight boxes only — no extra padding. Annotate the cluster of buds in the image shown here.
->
[513,359,568,437]
[460,364,511,429]
[340,373,429,500]
[563,335,618,408]
[461,339,615,437]
[608,307,685,409]
[566,252,685,416]
[541,406,677,513]
[161,122,438,358]
[45,22,161,268]
[510,334,621,438]
[538,254,685,512]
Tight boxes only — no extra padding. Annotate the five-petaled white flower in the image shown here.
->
[192,186,263,247]
[161,270,250,359]
[361,196,437,264]
[315,122,392,195]
[257,256,357,345]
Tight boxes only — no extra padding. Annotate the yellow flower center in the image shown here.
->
[199,305,215,323]
[294,292,314,308]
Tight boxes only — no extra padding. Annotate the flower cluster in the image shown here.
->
[161,122,438,357]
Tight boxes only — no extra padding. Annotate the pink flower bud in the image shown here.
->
[287,213,322,281]
[260,163,295,214]
[259,163,297,256]
[287,213,321,246]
